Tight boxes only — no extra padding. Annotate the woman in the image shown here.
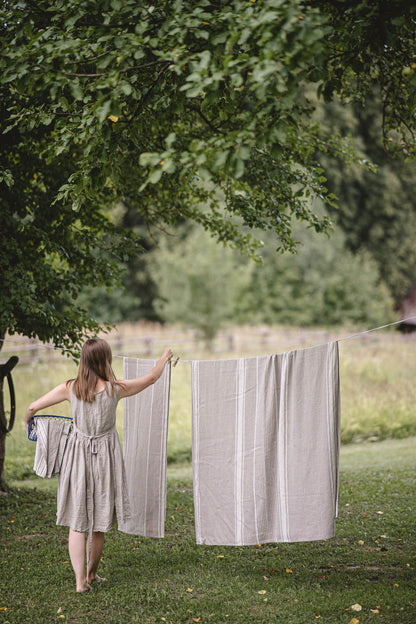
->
[25,337,173,593]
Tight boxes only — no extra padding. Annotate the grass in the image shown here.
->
[339,336,416,443]
[1,438,415,624]
[1,325,416,622]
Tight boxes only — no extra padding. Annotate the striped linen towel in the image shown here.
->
[33,416,72,478]
[118,358,171,538]
[191,342,340,545]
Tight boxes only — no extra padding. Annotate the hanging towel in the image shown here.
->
[33,416,72,478]
[118,358,171,538]
[191,342,340,546]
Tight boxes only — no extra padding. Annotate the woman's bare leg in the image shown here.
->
[86,531,106,583]
[68,529,90,592]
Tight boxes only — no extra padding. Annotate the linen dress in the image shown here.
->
[56,382,131,533]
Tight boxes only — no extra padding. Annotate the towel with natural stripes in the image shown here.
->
[33,416,72,478]
[118,358,171,538]
[191,342,340,546]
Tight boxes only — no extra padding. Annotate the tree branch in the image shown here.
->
[64,58,172,79]
[186,105,226,136]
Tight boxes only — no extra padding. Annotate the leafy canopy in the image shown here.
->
[315,94,416,305]
[0,122,139,355]
[1,0,416,350]
[2,0,416,247]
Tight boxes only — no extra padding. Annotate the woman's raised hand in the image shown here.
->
[161,348,173,364]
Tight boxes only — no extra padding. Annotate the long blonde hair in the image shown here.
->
[70,338,117,402]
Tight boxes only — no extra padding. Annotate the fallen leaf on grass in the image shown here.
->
[351,604,362,612]
[371,609,380,614]
[285,568,293,574]
[192,619,201,622]
[349,619,360,624]
[186,588,193,593]
[257,590,267,595]
[357,540,364,546]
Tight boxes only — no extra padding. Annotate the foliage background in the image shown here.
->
[2,0,416,350]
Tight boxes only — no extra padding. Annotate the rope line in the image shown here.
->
[338,317,416,342]
[1,315,416,361]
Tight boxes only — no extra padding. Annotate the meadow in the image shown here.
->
[1,324,415,623]
[2,323,416,479]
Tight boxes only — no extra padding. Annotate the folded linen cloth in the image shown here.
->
[33,416,72,478]
[118,358,171,538]
[191,342,340,546]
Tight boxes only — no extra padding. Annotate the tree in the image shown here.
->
[314,0,416,156]
[2,0,416,264]
[315,95,416,306]
[0,123,138,356]
[150,220,394,336]
[76,206,160,324]
[150,225,252,346]
[239,225,395,327]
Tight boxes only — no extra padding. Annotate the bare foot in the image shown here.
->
[77,582,92,593]
[87,574,107,583]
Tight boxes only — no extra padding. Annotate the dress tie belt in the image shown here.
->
[72,427,115,454]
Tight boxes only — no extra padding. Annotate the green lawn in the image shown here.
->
[1,438,415,624]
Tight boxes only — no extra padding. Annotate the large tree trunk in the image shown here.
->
[0,331,19,492]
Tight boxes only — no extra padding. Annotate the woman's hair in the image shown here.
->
[69,338,117,402]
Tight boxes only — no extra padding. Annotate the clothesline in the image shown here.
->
[339,317,416,341]
[1,315,416,361]
[116,315,416,362]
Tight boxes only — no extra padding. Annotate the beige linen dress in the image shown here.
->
[56,382,131,533]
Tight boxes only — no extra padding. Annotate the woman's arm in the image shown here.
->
[118,348,173,400]
[25,382,70,430]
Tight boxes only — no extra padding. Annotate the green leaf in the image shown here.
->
[119,81,133,96]
[139,152,161,167]
[95,100,112,123]
[70,82,83,101]
[148,169,162,184]
[0,169,14,187]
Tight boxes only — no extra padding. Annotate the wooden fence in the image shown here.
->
[0,322,410,365]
